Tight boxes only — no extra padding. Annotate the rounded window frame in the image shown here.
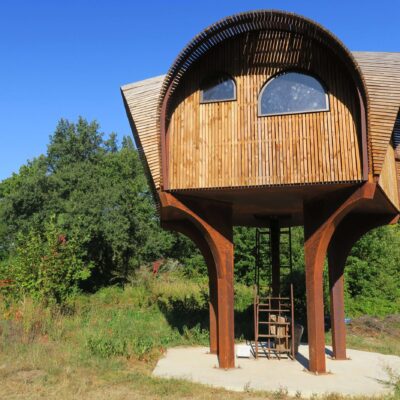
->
[200,73,237,104]
[258,70,330,117]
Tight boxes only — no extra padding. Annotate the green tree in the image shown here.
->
[47,118,104,171]
[0,118,180,290]
[1,116,399,317]
[234,227,256,285]
[345,224,400,316]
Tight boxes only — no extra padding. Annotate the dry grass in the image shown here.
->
[0,286,399,400]
[0,345,280,400]
[326,315,400,357]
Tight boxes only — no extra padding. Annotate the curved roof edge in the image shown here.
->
[157,10,370,187]
[158,10,368,115]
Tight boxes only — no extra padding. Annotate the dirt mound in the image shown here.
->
[348,314,400,338]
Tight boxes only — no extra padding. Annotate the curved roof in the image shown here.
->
[121,11,400,193]
[158,10,368,116]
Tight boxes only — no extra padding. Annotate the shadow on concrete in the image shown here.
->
[325,347,334,358]
[295,350,309,369]
[294,347,335,369]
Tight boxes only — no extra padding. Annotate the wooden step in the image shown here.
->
[257,334,291,339]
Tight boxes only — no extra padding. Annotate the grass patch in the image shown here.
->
[1,270,399,399]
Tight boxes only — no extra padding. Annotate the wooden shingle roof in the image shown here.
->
[353,52,400,175]
[121,75,164,191]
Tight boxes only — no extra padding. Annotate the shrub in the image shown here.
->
[2,216,92,305]
[182,323,209,345]
[86,335,128,358]
[153,278,208,313]
[131,335,156,359]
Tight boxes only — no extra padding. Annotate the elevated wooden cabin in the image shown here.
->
[122,11,400,373]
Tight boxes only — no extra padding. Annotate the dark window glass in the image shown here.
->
[201,75,236,103]
[259,72,328,116]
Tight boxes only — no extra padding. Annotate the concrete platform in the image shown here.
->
[153,345,400,397]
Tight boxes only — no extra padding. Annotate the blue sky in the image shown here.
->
[1,0,399,181]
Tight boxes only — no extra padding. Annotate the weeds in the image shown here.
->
[86,335,128,358]
[0,269,399,400]
[384,366,400,396]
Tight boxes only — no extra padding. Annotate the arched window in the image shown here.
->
[200,74,236,103]
[259,72,329,116]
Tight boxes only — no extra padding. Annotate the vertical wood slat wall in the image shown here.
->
[396,161,400,205]
[394,112,400,161]
[394,113,400,206]
[167,31,362,190]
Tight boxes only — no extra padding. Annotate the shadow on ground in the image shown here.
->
[158,303,255,340]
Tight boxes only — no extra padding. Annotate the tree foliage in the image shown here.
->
[345,224,400,316]
[0,117,399,316]
[0,118,181,296]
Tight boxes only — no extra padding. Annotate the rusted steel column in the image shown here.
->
[327,211,399,360]
[216,243,235,368]
[328,224,350,361]
[159,192,235,369]
[304,209,327,374]
[327,250,347,360]
[270,219,281,297]
[208,269,219,354]
[161,219,219,355]
[303,183,377,374]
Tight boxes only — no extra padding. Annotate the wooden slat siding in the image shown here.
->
[396,161,400,205]
[392,112,400,206]
[167,31,362,190]
[353,52,400,176]
[378,143,400,211]
[121,76,164,191]
[394,111,400,161]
